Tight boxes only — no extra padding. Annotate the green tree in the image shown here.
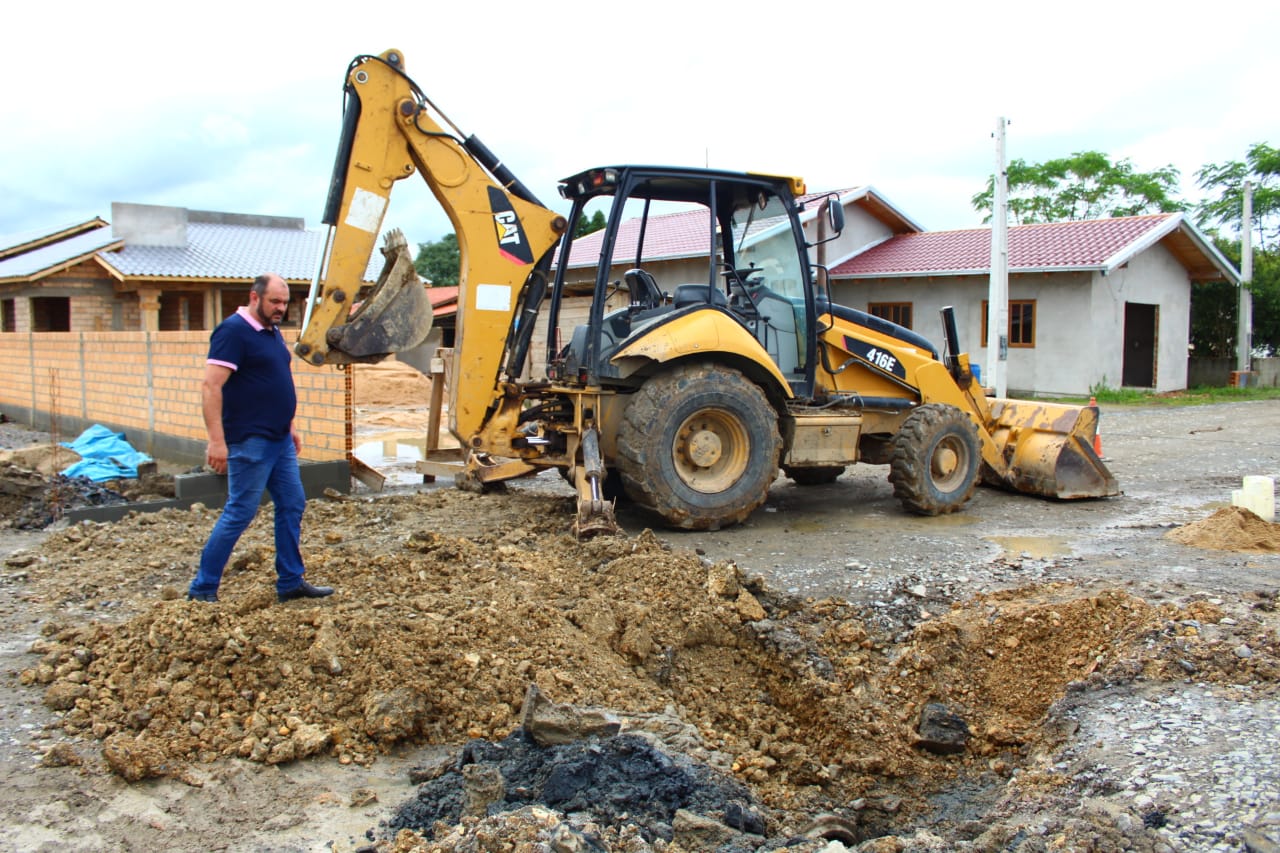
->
[1196,142,1280,250]
[1195,142,1280,354]
[414,233,460,286]
[1191,237,1280,357]
[972,151,1186,225]
[574,209,607,238]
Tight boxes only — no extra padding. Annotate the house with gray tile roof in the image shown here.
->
[0,202,384,335]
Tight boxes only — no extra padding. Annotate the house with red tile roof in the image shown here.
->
[548,190,1236,394]
[829,213,1237,394]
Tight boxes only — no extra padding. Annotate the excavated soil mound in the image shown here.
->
[11,489,1278,845]
[1166,505,1280,553]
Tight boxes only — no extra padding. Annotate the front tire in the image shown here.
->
[617,363,781,530]
[888,404,981,515]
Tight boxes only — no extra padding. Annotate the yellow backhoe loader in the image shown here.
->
[297,50,1118,535]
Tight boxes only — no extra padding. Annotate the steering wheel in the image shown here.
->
[719,263,760,317]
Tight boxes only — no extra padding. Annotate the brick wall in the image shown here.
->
[0,332,350,463]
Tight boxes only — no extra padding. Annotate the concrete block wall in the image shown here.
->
[1254,357,1279,388]
[0,332,350,464]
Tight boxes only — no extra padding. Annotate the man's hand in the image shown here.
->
[207,439,228,475]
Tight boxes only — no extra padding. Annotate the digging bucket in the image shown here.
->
[982,399,1119,500]
[330,230,434,358]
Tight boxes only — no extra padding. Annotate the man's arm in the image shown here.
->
[202,363,233,474]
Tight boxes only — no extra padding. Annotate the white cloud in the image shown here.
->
[3,0,1278,243]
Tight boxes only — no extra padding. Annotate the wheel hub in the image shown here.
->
[686,430,723,467]
[673,410,750,494]
[932,446,959,479]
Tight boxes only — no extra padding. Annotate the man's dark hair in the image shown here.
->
[251,275,272,297]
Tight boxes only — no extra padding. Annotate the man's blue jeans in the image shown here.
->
[189,434,306,597]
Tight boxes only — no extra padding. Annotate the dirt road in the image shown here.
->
[0,399,1277,852]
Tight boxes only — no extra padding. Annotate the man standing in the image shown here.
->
[187,273,334,604]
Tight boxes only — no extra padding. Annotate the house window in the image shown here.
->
[1,298,14,332]
[31,297,71,332]
[981,300,1036,348]
[868,302,913,329]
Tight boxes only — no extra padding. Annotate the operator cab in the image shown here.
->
[546,166,828,397]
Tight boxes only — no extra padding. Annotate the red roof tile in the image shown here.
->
[564,209,712,268]
[832,214,1178,277]
[428,285,458,318]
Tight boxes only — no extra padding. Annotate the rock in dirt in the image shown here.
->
[39,742,82,768]
[520,683,621,746]
[364,687,432,746]
[914,702,971,755]
[102,732,176,782]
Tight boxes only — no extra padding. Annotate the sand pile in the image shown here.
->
[353,361,433,408]
[1166,505,1280,553]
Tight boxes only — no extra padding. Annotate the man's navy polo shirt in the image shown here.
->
[207,306,297,444]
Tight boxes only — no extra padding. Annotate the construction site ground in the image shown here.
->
[0,379,1278,852]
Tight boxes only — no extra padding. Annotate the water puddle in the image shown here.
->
[353,431,431,487]
[985,534,1072,560]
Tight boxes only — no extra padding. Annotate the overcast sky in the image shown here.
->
[3,0,1276,250]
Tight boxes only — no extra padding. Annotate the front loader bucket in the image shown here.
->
[330,229,433,359]
[982,400,1119,500]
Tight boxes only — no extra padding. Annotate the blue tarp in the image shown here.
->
[60,424,153,482]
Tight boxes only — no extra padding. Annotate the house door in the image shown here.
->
[1122,302,1158,388]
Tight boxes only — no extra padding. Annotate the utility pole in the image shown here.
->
[986,117,1009,397]
[1237,180,1253,374]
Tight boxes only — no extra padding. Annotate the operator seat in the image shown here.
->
[672,284,728,309]
[624,269,663,310]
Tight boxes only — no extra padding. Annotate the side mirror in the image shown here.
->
[827,198,845,234]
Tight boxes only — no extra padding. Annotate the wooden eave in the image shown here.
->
[852,194,919,236]
[107,274,309,293]
[1160,229,1229,283]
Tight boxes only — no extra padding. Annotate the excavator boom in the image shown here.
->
[296,50,566,444]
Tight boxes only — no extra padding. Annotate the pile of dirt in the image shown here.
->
[354,361,433,408]
[1166,505,1280,553]
[12,488,1277,848]
[0,460,129,529]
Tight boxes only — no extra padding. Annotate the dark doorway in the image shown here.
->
[1123,302,1158,388]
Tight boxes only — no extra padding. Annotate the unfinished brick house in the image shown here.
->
[0,203,328,334]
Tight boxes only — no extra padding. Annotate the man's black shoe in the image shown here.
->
[278,580,335,603]
[187,592,218,603]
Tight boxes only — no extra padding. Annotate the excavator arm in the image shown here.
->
[296,50,567,442]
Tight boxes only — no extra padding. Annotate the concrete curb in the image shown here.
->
[63,460,350,524]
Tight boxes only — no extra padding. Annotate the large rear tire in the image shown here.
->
[617,363,781,530]
[888,404,981,515]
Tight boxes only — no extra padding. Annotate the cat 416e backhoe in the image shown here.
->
[296,50,1117,535]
